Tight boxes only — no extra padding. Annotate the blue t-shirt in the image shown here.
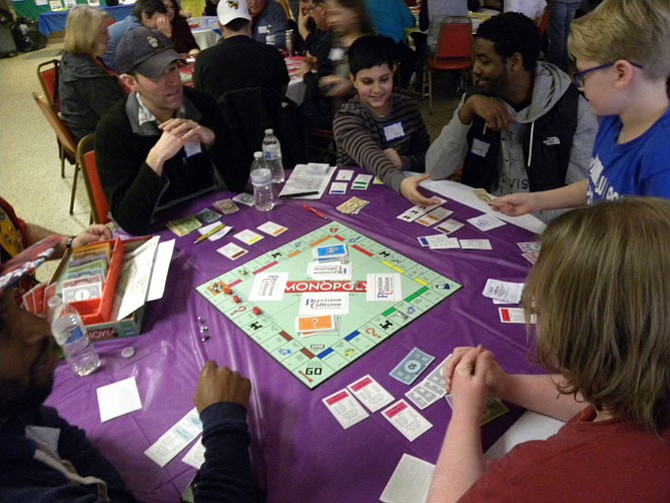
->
[587,109,670,203]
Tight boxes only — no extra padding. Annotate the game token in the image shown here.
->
[233,295,241,303]
[121,347,135,358]
[253,306,262,315]
[223,285,232,295]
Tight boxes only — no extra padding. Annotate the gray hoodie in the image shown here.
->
[426,61,598,221]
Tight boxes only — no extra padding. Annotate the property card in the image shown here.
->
[396,198,446,223]
[366,273,403,301]
[329,182,348,195]
[194,208,222,224]
[380,453,435,503]
[181,438,206,469]
[352,173,373,190]
[216,242,248,261]
[249,272,288,301]
[336,169,354,181]
[435,218,465,234]
[196,222,232,242]
[307,261,352,280]
[381,399,433,441]
[234,229,264,245]
[483,279,525,304]
[166,216,202,236]
[468,213,506,231]
[390,347,435,385]
[418,235,460,250]
[299,292,349,316]
[459,239,492,250]
[144,408,203,467]
[96,376,142,423]
[347,375,394,413]
[415,207,453,227]
[322,389,369,429]
[499,307,536,324]
[232,193,255,207]
[256,221,287,237]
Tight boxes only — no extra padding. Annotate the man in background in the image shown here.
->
[248,0,289,49]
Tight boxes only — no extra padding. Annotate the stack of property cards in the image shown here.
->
[336,197,369,215]
[59,243,112,302]
[313,243,348,262]
[352,174,373,190]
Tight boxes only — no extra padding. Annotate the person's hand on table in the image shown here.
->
[159,118,215,148]
[155,13,172,38]
[72,225,113,248]
[489,192,537,216]
[383,148,403,169]
[460,95,511,131]
[445,346,510,399]
[400,173,441,206]
[194,361,251,414]
[297,56,316,78]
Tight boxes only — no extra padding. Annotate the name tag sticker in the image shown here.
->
[329,47,344,61]
[383,122,405,142]
[259,25,268,34]
[471,138,490,158]
[184,142,202,158]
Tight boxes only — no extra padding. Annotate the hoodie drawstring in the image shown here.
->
[527,120,535,168]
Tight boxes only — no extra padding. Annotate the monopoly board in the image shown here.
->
[196,223,461,389]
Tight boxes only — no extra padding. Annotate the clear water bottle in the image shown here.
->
[250,152,275,211]
[48,296,101,377]
[286,28,294,56]
[262,128,285,183]
[266,24,275,46]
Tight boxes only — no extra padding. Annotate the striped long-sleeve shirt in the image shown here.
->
[333,93,430,193]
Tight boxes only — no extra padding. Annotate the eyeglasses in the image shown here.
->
[572,60,644,88]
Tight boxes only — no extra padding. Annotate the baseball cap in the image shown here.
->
[116,27,182,79]
[217,0,251,26]
[0,236,59,295]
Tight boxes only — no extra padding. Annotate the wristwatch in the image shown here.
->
[65,235,76,250]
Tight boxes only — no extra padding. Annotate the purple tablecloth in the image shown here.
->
[46,175,544,502]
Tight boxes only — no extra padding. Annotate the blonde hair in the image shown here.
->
[568,0,670,80]
[64,6,109,55]
[523,198,670,435]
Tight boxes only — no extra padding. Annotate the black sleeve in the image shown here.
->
[419,0,428,31]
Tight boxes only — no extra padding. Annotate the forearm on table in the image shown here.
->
[498,374,587,422]
[427,414,484,503]
[531,179,589,212]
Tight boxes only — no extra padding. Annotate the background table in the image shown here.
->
[38,4,133,36]
[46,174,545,502]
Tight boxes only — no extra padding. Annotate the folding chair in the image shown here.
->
[76,134,110,224]
[37,59,61,113]
[32,91,80,215]
[425,16,473,114]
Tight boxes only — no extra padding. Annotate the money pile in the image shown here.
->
[59,243,112,303]
[336,197,369,215]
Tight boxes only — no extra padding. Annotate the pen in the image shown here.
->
[303,204,327,219]
[280,191,320,199]
[194,223,227,244]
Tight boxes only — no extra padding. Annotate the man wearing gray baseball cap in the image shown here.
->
[95,27,247,235]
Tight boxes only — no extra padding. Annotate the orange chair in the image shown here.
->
[425,16,473,114]
[536,7,551,37]
[76,134,110,224]
[32,91,81,215]
[37,59,61,113]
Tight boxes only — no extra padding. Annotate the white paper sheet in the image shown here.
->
[380,453,435,503]
[96,376,142,422]
[279,163,336,199]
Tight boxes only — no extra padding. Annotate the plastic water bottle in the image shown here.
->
[286,28,294,56]
[250,152,275,211]
[48,296,101,377]
[266,24,276,46]
[262,128,285,183]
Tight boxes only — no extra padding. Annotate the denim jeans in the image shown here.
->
[547,0,582,71]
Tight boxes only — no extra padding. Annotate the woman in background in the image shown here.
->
[163,0,200,56]
[59,6,125,143]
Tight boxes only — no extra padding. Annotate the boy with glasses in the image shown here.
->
[492,0,670,216]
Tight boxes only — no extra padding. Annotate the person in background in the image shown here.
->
[163,0,200,56]
[297,0,373,130]
[96,27,247,235]
[298,0,328,55]
[427,198,670,502]
[492,0,670,216]
[424,12,596,223]
[194,0,288,104]
[0,244,256,502]
[248,0,289,49]
[365,0,416,89]
[59,6,125,143]
[334,36,436,206]
[100,0,169,71]
[546,0,582,71]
